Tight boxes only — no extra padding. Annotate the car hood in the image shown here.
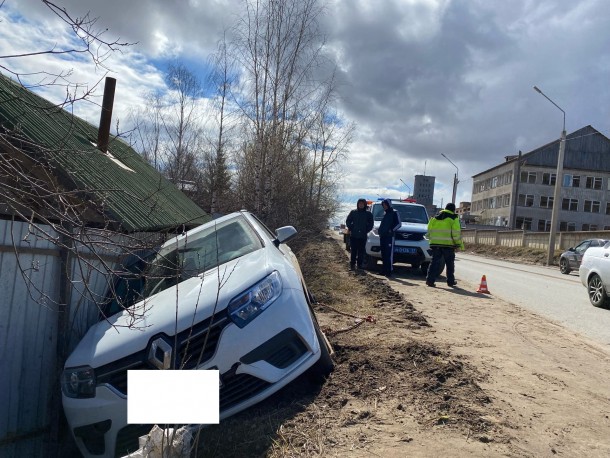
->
[65,248,282,369]
[372,221,427,232]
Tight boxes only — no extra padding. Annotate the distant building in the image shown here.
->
[470,125,610,231]
[456,202,472,223]
[414,174,435,213]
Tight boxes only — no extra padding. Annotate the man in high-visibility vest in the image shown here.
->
[426,202,464,287]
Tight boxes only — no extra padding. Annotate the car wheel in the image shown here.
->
[420,262,429,276]
[559,258,571,274]
[587,274,610,308]
[308,319,334,382]
[365,255,378,271]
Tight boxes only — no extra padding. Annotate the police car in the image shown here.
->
[365,199,444,275]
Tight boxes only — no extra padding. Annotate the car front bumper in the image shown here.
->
[366,234,431,265]
[63,287,322,458]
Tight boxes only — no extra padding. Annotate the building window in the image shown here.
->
[559,221,576,232]
[606,202,610,215]
[582,224,598,231]
[491,176,498,188]
[538,220,551,231]
[505,172,512,185]
[541,173,556,186]
[605,226,610,230]
[539,196,554,208]
[516,217,533,230]
[561,198,578,211]
[584,200,601,213]
[520,171,536,184]
[503,194,510,207]
[518,194,534,207]
[585,176,602,190]
[563,174,580,187]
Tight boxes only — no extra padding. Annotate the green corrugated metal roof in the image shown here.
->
[0,74,210,232]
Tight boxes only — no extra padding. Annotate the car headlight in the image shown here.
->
[61,366,96,398]
[228,271,282,328]
[424,234,429,240]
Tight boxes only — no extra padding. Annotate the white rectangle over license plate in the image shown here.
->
[395,247,416,254]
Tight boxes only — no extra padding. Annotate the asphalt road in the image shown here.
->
[455,253,610,347]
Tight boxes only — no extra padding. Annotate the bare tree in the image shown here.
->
[198,38,236,215]
[0,0,134,108]
[308,109,355,211]
[162,63,204,187]
[230,0,350,231]
[129,90,165,170]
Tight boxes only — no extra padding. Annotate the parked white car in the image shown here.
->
[365,200,443,275]
[579,240,610,307]
[61,211,333,458]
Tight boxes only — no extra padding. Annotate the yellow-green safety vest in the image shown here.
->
[427,211,464,249]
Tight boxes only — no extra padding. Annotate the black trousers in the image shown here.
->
[350,237,366,267]
[426,246,455,284]
[380,235,394,274]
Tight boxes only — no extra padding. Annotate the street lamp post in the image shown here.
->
[533,86,566,266]
[399,179,411,197]
[441,153,459,204]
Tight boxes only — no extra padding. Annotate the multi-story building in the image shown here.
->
[470,125,610,231]
[414,174,435,213]
[456,202,472,222]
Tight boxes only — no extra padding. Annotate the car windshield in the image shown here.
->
[372,203,428,224]
[100,215,263,319]
[99,250,156,320]
[142,215,263,298]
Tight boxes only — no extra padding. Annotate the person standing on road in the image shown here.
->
[346,198,374,270]
[426,202,464,287]
[379,198,401,277]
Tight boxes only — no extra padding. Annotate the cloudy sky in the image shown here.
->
[2,0,609,218]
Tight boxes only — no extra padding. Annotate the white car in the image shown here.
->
[61,211,333,458]
[579,240,610,307]
[365,200,443,275]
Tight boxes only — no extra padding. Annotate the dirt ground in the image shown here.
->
[198,233,610,457]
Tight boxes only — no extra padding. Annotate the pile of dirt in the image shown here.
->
[197,234,503,457]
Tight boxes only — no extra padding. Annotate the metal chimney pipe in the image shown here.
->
[97,77,116,152]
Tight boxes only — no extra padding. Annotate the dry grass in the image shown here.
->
[464,243,560,266]
[195,234,497,457]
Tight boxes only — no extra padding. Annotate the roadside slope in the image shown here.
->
[198,233,610,457]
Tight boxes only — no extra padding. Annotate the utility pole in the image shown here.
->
[533,85,566,266]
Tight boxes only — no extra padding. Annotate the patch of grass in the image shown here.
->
[465,243,560,266]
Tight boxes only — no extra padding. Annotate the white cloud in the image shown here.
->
[2,0,610,211]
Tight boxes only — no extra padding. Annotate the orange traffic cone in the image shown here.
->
[477,275,490,294]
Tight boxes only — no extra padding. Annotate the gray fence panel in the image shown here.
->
[1,220,160,450]
[0,246,59,450]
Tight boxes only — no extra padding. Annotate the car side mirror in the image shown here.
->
[274,226,297,247]
[568,247,575,252]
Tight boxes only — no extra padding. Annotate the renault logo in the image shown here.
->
[148,338,173,370]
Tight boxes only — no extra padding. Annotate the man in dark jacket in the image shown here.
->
[346,198,374,270]
[378,198,401,276]
[426,202,465,287]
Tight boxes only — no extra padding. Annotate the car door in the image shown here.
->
[598,242,610,287]
[572,240,591,268]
